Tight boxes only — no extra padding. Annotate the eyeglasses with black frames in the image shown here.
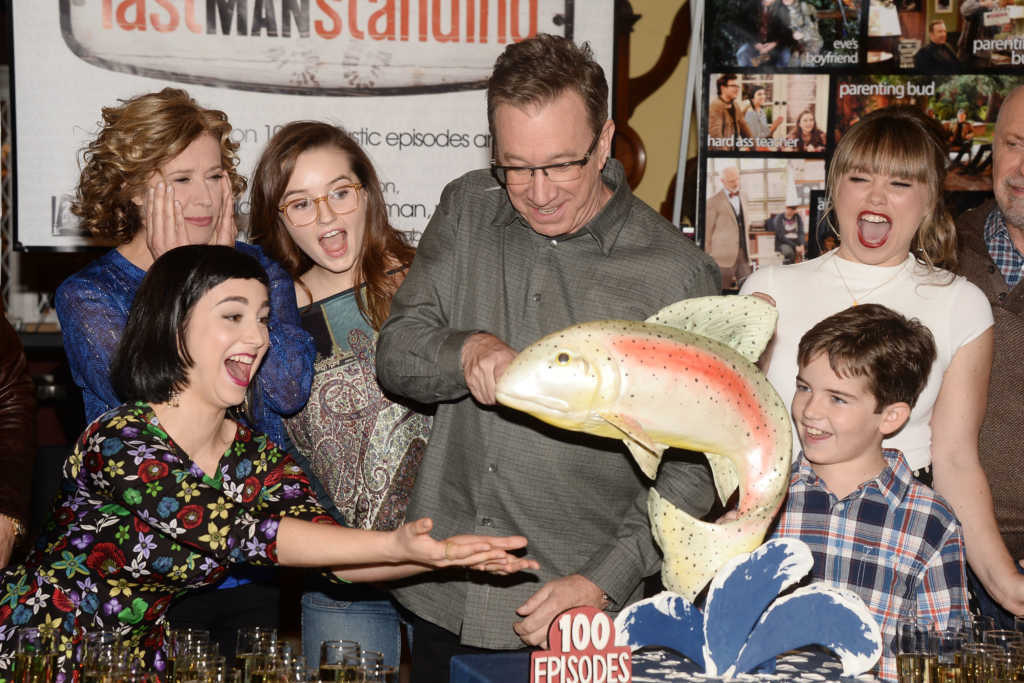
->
[278,183,363,226]
[491,131,601,186]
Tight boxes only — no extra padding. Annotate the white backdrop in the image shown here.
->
[12,1,613,249]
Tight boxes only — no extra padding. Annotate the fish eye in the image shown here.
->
[556,352,570,364]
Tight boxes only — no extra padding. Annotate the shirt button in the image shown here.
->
[487,463,497,473]
[480,517,493,527]
[988,265,996,273]
[999,292,1007,302]
[550,239,557,246]
[532,293,542,303]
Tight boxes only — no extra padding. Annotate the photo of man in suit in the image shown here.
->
[704,166,751,290]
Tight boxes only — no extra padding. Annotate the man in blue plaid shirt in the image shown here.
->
[772,304,969,682]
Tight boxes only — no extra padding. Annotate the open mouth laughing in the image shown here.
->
[856,211,891,248]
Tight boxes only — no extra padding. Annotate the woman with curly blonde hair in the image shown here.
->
[57,87,312,443]
[54,88,315,659]
[71,87,245,245]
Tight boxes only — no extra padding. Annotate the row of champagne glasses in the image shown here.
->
[897,615,1024,682]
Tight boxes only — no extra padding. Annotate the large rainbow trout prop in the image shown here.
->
[495,296,791,601]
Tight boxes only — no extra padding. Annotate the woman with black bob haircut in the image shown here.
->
[109,244,268,411]
[0,245,537,678]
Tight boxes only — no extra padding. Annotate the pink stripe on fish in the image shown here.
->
[610,335,778,478]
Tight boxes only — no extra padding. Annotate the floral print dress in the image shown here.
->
[0,402,336,679]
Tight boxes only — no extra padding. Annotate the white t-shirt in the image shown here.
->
[740,250,994,470]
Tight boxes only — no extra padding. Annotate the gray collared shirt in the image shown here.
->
[377,159,720,649]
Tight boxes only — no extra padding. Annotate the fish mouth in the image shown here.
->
[856,211,891,248]
[495,391,571,415]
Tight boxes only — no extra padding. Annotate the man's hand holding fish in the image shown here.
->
[461,332,518,405]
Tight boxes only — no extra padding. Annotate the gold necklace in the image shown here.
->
[831,252,908,306]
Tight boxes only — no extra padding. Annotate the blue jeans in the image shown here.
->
[301,583,405,670]
[967,563,1024,630]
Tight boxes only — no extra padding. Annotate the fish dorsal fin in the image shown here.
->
[705,452,739,506]
[600,412,666,480]
[645,295,778,363]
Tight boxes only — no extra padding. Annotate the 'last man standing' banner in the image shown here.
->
[13,1,613,249]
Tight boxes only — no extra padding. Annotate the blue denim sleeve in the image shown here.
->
[235,242,315,445]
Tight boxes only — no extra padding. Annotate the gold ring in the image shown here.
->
[444,541,453,561]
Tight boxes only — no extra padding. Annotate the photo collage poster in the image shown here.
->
[699,0,1024,290]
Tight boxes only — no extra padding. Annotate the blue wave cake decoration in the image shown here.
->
[615,538,881,679]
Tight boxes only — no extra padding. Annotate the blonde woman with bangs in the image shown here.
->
[743,106,1024,616]
[54,88,315,659]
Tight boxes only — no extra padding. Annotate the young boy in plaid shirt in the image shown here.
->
[772,304,969,682]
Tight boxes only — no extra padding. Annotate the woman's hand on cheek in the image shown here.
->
[213,174,238,247]
[144,181,190,260]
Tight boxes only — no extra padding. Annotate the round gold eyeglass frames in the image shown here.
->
[279,183,363,226]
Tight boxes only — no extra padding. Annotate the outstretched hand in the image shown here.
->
[397,518,539,575]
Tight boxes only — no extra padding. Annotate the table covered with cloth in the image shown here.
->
[450,647,876,682]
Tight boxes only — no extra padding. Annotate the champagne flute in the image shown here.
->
[319,641,361,683]
[82,630,126,683]
[960,643,999,683]
[984,628,1024,653]
[169,628,212,683]
[934,626,963,683]
[235,627,278,683]
[358,651,383,682]
[896,620,937,683]
[13,628,54,683]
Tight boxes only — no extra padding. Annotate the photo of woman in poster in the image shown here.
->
[789,109,827,152]
[745,86,787,147]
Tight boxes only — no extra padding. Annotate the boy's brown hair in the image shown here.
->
[797,304,936,410]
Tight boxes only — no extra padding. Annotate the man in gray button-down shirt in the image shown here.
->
[377,34,721,679]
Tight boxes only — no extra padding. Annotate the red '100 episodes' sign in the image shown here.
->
[530,606,632,683]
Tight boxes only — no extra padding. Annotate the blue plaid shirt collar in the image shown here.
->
[793,448,912,509]
[984,208,1024,288]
